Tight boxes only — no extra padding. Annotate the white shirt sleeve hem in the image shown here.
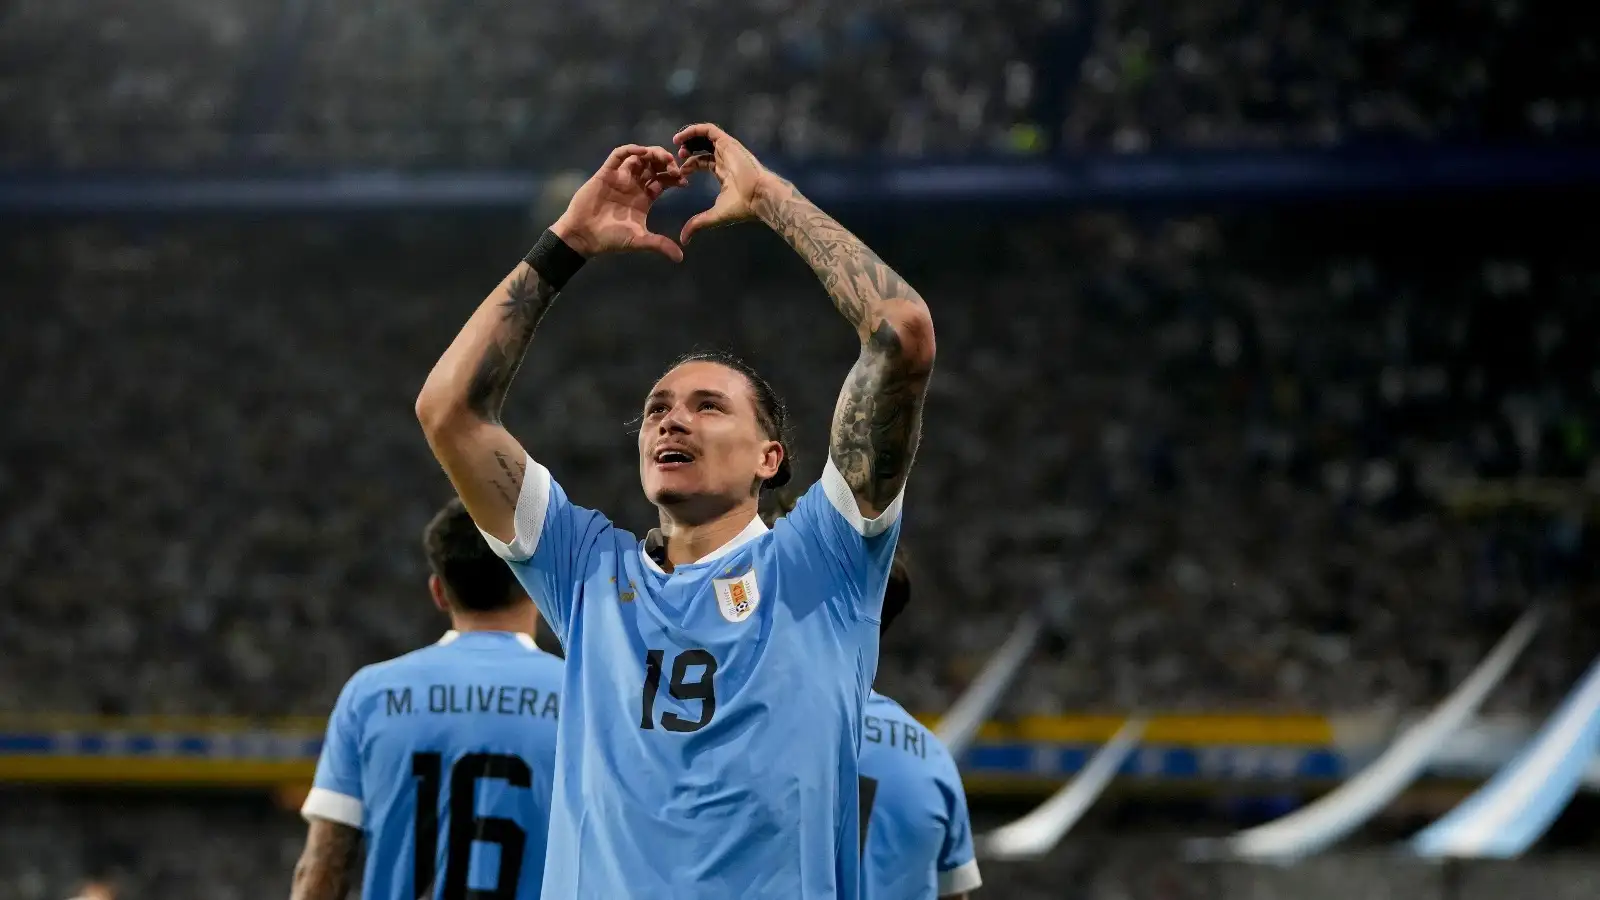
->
[938,859,983,895]
[820,457,904,537]
[477,454,552,562]
[301,787,363,828]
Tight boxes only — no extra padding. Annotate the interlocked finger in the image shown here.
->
[633,149,686,198]
[681,153,723,182]
[600,144,651,172]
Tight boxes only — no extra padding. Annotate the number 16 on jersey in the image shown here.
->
[412,752,532,900]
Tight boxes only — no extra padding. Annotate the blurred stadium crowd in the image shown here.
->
[0,0,1594,168]
[3,204,1594,719]
[5,1,1600,897]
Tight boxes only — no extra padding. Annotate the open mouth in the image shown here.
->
[653,448,696,468]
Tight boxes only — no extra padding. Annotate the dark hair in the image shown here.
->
[760,484,800,527]
[665,349,793,491]
[881,551,911,635]
[422,498,524,612]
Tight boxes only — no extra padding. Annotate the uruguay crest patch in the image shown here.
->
[714,569,761,623]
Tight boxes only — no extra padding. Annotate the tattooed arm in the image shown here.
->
[753,180,935,516]
[289,819,360,900]
[416,145,685,541]
[675,124,935,517]
[415,262,559,542]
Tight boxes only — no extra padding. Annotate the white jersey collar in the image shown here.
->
[641,515,769,575]
[438,630,539,652]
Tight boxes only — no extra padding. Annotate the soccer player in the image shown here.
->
[859,557,982,900]
[758,498,981,900]
[291,499,563,900]
[415,124,936,899]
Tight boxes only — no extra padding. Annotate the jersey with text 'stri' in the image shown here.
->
[302,631,563,900]
[858,691,982,899]
[481,456,903,900]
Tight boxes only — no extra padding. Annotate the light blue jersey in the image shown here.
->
[859,692,982,899]
[302,631,562,900]
[481,457,903,899]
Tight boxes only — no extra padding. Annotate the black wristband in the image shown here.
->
[523,229,586,291]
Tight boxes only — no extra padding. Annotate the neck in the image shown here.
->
[657,499,760,571]
[450,599,540,636]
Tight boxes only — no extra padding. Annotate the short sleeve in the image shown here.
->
[778,457,905,622]
[936,757,982,896]
[478,455,613,645]
[302,675,364,828]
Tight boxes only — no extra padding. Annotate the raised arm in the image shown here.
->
[676,124,935,517]
[753,181,934,516]
[289,819,360,900]
[415,262,559,542]
[416,145,687,540]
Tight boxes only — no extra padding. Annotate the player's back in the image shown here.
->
[303,631,562,900]
[859,692,983,900]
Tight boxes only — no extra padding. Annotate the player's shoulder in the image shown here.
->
[867,691,923,730]
[519,646,567,684]
[405,635,563,674]
[761,485,847,559]
[772,471,848,527]
[866,690,910,718]
[769,464,905,553]
[338,638,564,704]
[494,464,640,565]
[332,643,441,701]
[870,692,957,765]
[544,472,639,537]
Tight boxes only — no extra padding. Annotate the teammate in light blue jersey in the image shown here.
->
[858,559,982,900]
[760,498,981,900]
[291,499,563,900]
[417,125,936,899]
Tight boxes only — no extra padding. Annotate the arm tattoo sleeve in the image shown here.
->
[829,323,926,507]
[464,267,560,425]
[290,820,361,900]
[753,179,932,508]
[752,178,921,334]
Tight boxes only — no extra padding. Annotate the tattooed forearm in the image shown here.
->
[290,820,360,900]
[831,323,928,506]
[752,179,924,336]
[753,178,934,511]
[463,267,560,424]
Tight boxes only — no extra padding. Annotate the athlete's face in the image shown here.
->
[639,361,783,511]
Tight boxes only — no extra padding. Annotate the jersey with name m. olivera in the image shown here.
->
[302,631,563,900]
[483,455,903,900]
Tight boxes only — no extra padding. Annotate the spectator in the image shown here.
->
[2,205,1592,718]
[0,0,1594,169]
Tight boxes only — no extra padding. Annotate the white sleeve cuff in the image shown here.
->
[938,859,982,896]
[301,787,363,828]
[478,455,552,562]
[820,457,904,537]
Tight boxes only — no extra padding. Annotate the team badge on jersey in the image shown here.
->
[714,568,761,623]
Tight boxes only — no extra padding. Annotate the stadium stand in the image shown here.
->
[3,204,1594,719]
[0,0,1595,168]
[4,3,1599,896]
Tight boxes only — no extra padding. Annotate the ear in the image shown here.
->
[428,573,450,613]
[756,439,784,483]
